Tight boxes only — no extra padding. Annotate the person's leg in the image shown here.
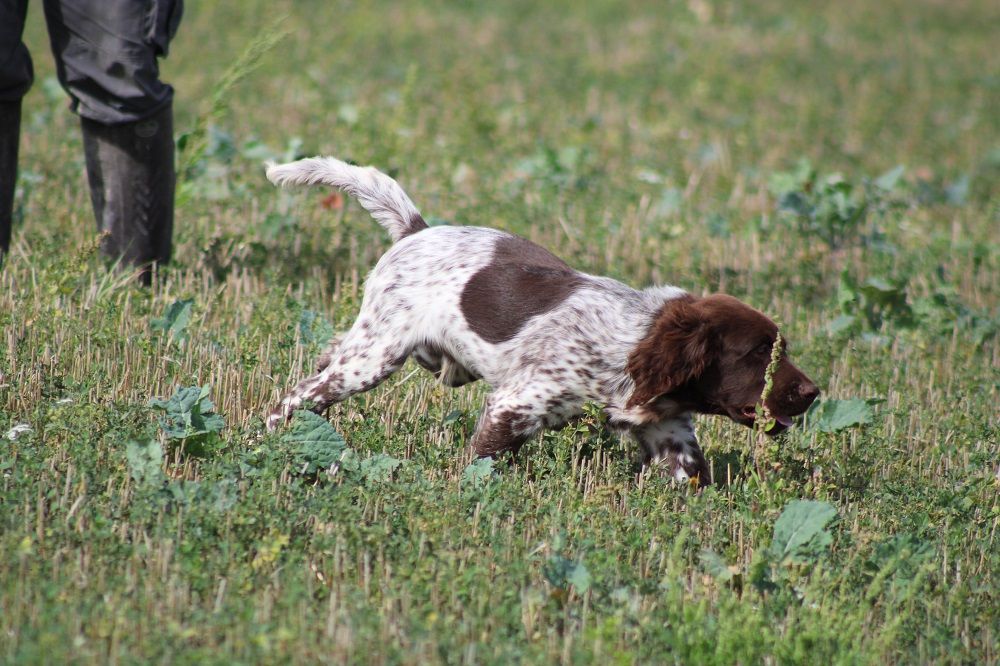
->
[0,0,32,258]
[42,0,183,281]
[78,107,175,277]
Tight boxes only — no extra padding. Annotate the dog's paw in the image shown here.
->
[265,409,285,431]
[265,400,297,431]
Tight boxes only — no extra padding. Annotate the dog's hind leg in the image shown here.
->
[470,385,578,459]
[470,400,541,459]
[266,327,409,430]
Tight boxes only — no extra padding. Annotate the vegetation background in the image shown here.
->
[2,0,998,662]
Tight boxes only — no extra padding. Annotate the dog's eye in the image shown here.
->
[754,342,772,356]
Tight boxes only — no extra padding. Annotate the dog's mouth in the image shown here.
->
[736,407,796,434]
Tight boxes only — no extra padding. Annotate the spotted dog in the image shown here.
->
[265,157,820,485]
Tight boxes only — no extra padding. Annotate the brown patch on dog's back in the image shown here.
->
[461,235,583,344]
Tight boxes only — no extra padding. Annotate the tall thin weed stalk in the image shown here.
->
[177,17,289,188]
[752,330,784,478]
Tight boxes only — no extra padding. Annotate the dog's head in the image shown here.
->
[627,294,819,432]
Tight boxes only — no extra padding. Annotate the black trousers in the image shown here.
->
[0,0,182,124]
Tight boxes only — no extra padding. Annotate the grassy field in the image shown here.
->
[2,0,998,662]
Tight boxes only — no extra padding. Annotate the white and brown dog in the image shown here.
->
[265,157,819,485]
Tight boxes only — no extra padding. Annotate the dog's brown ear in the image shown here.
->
[626,296,713,409]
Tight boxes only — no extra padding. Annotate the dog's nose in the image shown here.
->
[799,381,820,405]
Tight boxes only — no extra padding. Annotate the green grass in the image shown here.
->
[2,0,998,663]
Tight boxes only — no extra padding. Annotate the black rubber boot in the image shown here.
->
[81,104,175,283]
[0,100,21,260]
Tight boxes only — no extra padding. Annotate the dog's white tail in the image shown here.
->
[266,157,428,242]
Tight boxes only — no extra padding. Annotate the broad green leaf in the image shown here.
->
[826,314,857,336]
[767,158,814,196]
[358,454,403,484]
[151,299,194,342]
[282,411,349,474]
[860,277,905,302]
[768,500,838,564]
[126,439,164,487]
[874,165,905,191]
[807,398,877,433]
[148,385,225,443]
[282,410,347,448]
[462,457,496,490]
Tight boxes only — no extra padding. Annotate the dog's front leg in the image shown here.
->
[266,326,408,430]
[632,416,710,486]
[470,390,547,459]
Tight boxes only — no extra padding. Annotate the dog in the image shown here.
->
[264,157,819,485]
